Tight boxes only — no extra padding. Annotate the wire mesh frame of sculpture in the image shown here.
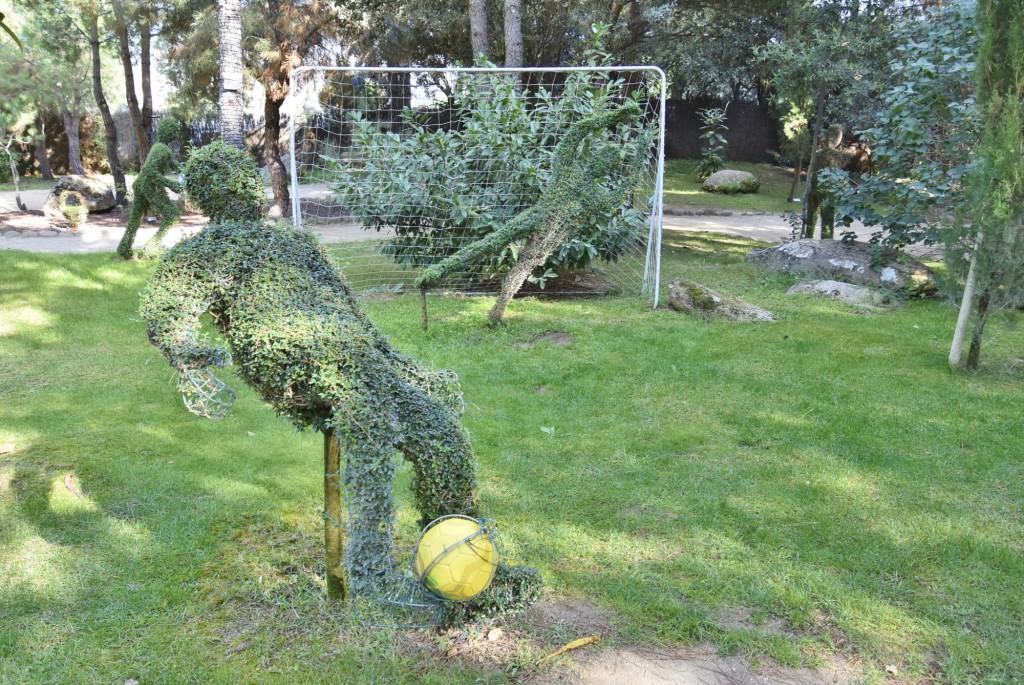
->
[286,66,667,307]
[140,221,541,623]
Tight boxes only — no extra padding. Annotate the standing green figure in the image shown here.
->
[117,117,182,260]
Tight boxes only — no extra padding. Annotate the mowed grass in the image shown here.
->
[1,233,1023,684]
[662,159,795,213]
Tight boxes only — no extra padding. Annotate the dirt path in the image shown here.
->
[0,183,909,256]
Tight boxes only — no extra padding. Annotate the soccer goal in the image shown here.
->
[286,66,666,306]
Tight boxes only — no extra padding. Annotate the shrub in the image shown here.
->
[183,140,266,222]
[0,149,17,184]
[334,54,655,280]
[697,107,728,180]
[59,190,88,229]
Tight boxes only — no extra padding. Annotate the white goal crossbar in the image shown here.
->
[287,65,666,306]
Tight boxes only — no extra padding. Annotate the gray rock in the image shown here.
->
[42,175,116,217]
[668,279,774,322]
[2,230,20,237]
[38,230,58,237]
[747,239,935,292]
[787,279,889,306]
[260,154,291,183]
[702,169,760,194]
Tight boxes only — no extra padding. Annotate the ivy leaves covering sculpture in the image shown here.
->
[117,117,182,260]
[416,102,654,325]
[140,209,541,619]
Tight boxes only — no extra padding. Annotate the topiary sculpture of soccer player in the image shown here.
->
[118,117,183,260]
[416,101,652,326]
[139,163,541,620]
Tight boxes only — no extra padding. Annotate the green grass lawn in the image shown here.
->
[2,234,1022,684]
[0,177,57,193]
[662,160,796,213]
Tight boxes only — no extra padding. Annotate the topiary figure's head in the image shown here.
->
[183,140,267,222]
[156,117,180,145]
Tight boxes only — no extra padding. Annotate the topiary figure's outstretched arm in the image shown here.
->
[414,205,544,290]
[140,257,229,370]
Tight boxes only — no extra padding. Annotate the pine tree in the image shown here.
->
[948,0,1024,369]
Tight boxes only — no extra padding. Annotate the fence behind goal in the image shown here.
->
[287,66,666,305]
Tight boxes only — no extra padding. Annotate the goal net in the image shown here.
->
[286,66,666,304]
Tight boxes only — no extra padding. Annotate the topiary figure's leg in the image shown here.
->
[138,190,182,260]
[488,219,572,326]
[118,197,148,259]
[335,408,400,597]
[394,384,480,527]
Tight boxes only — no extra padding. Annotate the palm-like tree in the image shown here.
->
[217,0,245,149]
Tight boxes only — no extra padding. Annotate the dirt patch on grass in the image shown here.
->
[514,331,575,349]
[0,207,208,233]
[557,645,858,685]
[717,607,795,637]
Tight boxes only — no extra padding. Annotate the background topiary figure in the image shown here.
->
[140,219,541,618]
[416,102,652,326]
[183,139,267,222]
[118,117,182,260]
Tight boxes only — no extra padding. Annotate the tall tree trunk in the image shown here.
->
[965,290,991,370]
[88,14,127,203]
[503,0,524,68]
[468,0,489,60]
[949,230,982,367]
[801,81,826,239]
[60,106,86,176]
[34,111,54,180]
[4,139,27,210]
[112,0,150,162]
[218,0,246,149]
[788,152,803,202]
[263,90,290,217]
[140,20,153,145]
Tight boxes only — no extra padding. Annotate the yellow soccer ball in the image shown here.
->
[413,516,498,601]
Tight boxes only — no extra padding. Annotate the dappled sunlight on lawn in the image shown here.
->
[0,305,53,336]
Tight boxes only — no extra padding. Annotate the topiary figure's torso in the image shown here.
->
[140,221,541,617]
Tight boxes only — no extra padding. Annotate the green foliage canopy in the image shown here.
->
[820,1,981,248]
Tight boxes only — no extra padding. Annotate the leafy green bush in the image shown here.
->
[59,190,88,229]
[334,60,655,281]
[0,149,18,184]
[183,140,266,222]
[697,107,728,180]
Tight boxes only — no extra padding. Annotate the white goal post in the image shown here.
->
[286,65,666,306]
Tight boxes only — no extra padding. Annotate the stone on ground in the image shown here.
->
[702,169,760,194]
[259,153,292,183]
[747,239,934,292]
[42,175,116,216]
[787,279,889,306]
[668,279,773,322]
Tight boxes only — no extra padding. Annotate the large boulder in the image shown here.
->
[668,279,774,322]
[786,279,890,306]
[747,239,934,292]
[702,169,760,194]
[42,175,116,216]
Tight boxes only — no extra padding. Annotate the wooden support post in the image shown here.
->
[324,428,347,601]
